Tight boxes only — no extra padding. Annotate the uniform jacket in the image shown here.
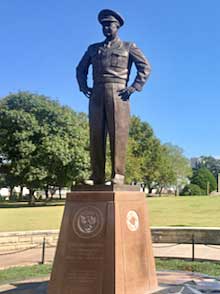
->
[76,37,151,92]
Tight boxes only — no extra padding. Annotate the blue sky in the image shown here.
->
[1,0,220,158]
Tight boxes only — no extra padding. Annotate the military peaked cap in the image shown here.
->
[98,9,124,27]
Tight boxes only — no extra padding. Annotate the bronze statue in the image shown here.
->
[76,9,151,185]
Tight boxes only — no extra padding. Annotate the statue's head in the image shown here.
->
[98,9,124,38]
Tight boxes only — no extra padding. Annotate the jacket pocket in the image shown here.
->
[111,50,128,68]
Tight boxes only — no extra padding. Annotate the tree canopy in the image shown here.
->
[190,167,217,194]
[126,117,192,194]
[0,92,90,201]
[180,183,206,196]
[193,156,220,179]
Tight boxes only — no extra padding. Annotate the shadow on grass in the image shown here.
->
[2,281,48,293]
[169,224,187,227]
[0,201,65,209]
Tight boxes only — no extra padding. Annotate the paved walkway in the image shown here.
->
[1,244,220,269]
[153,243,220,261]
[0,248,55,269]
[1,271,220,293]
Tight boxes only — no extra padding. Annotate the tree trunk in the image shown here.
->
[29,189,35,206]
[175,186,179,196]
[50,186,56,200]
[19,186,23,201]
[59,187,62,200]
[9,186,14,200]
[142,183,147,193]
[45,186,49,199]
[159,186,163,196]
[148,186,154,194]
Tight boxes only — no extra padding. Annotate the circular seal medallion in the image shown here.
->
[126,210,139,232]
[72,206,104,239]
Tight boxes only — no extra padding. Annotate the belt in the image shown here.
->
[94,80,127,86]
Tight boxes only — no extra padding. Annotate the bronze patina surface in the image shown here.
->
[76,9,151,185]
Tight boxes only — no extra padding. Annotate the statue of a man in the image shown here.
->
[76,9,151,185]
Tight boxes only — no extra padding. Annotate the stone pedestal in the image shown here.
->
[48,186,158,294]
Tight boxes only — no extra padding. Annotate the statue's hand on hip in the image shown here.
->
[81,87,93,98]
[118,86,136,101]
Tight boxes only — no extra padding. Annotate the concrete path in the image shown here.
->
[0,248,55,269]
[153,243,220,261]
[1,244,220,269]
[1,271,220,293]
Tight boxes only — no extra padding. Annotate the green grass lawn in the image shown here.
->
[1,196,220,232]
[147,196,220,227]
[0,264,52,285]
[156,258,220,277]
[1,259,220,285]
[0,205,64,232]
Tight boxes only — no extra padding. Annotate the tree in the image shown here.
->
[0,92,90,203]
[154,144,176,195]
[163,144,192,195]
[191,167,217,194]
[125,116,191,195]
[125,137,143,184]
[180,183,206,196]
[125,116,161,188]
[194,156,220,179]
[140,138,164,193]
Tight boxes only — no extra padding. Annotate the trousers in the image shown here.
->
[89,82,130,183]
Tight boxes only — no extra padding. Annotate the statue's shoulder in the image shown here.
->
[122,41,136,50]
[87,42,103,54]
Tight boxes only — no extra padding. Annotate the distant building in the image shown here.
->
[0,187,29,198]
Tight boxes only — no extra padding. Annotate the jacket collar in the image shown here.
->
[103,37,122,49]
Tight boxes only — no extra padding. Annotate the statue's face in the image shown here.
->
[102,21,119,38]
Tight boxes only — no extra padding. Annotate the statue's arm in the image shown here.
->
[129,43,151,92]
[118,43,151,100]
[76,48,92,97]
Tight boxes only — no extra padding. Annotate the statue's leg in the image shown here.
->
[104,83,115,179]
[105,83,130,183]
[89,85,107,184]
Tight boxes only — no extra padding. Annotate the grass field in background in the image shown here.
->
[0,205,64,232]
[1,196,220,232]
[1,259,220,284]
[147,196,220,227]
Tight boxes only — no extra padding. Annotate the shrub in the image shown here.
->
[191,167,217,193]
[0,195,5,202]
[180,184,206,196]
